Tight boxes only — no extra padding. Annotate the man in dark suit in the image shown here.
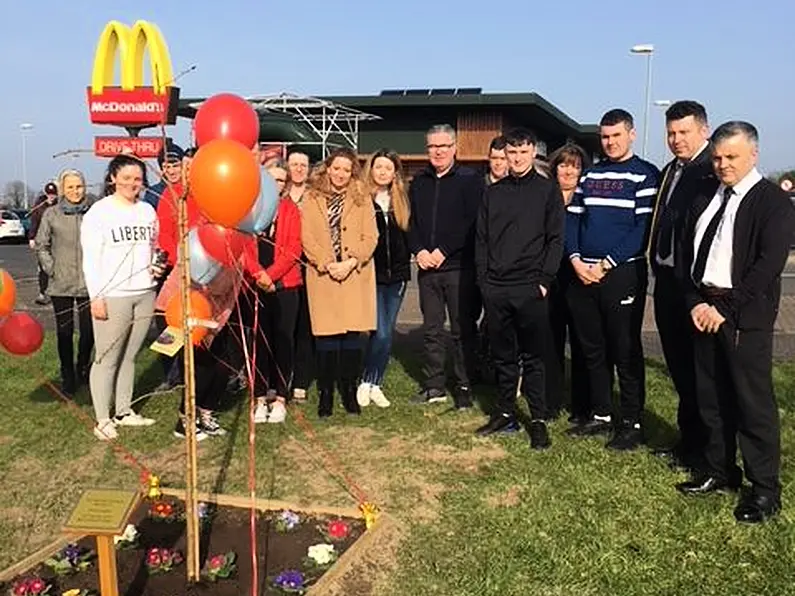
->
[676,121,795,524]
[648,101,714,470]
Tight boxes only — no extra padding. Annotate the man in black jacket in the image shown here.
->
[29,182,58,305]
[676,121,795,524]
[648,101,715,470]
[474,128,564,448]
[408,124,483,407]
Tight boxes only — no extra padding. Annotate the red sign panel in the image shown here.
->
[86,86,180,127]
[94,136,166,158]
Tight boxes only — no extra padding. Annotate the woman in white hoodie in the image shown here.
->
[81,154,163,440]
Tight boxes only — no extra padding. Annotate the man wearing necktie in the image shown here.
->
[648,101,714,471]
[677,121,795,524]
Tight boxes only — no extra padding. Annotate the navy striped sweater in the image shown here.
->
[564,155,660,266]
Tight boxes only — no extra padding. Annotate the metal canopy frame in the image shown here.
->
[191,92,381,159]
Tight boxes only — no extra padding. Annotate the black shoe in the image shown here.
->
[61,377,76,398]
[173,418,208,441]
[676,473,740,495]
[410,388,447,405]
[566,418,613,437]
[652,445,700,471]
[544,408,562,423]
[318,390,333,418]
[607,423,644,451]
[568,412,591,425]
[453,385,473,409]
[35,293,50,306]
[475,413,519,436]
[734,492,781,524]
[528,420,551,450]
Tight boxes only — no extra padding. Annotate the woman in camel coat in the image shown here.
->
[301,148,378,417]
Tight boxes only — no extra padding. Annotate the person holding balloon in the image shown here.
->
[356,150,412,409]
[81,154,165,441]
[244,159,303,424]
[34,168,95,396]
[301,148,379,417]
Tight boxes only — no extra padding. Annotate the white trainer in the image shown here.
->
[357,383,372,407]
[115,412,155,427]
[94,419,118,441]
[369,385,391,408]
[254,401,269,424]
[267,400,287,424]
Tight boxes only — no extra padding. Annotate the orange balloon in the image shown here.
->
[165,290,213,346]
[0,269,17,318]
[189,139,261,227]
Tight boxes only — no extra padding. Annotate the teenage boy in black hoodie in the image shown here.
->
[474,128,565,449]
[408,124,484,408]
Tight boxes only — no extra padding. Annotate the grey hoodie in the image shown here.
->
[35,198,93,297]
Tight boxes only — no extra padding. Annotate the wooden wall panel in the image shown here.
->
[456,112,503,158]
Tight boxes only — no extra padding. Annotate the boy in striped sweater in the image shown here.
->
[564,109,660,451]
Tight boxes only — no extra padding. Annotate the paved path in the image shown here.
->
[4,244,795,358]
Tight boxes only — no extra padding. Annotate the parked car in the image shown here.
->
[11,209,31,237]
[0,210,27,243]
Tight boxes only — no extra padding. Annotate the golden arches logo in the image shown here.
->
[90,20,173,94]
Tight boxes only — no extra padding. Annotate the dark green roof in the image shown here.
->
[319,92,598,135]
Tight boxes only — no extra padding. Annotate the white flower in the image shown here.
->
[113,523,138,545]
[307,543,336,566]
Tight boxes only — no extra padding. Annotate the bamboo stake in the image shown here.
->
[178,189,201,582]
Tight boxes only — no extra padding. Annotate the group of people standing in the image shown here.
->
[32,98,792,525]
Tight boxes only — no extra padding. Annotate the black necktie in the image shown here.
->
[657,163,684,260]
[692,186,734,285]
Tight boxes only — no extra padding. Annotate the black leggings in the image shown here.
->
[254,288,300,398]
[180,327,229,414]
[51,296,94,379]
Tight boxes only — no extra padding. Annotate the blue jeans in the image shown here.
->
[363,282,407,385]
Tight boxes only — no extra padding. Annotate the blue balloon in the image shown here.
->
[236,169,280,234]
[188,228,222,285]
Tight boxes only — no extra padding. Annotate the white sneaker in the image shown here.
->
[94,419,118,441]
[115,412,156,427]
[369,385,391,408]
[293,388,307,402]
[254,401,269,424]
[357,383,372,407]
[267,400,287,424]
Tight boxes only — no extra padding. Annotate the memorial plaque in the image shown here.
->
[63,489,140,535]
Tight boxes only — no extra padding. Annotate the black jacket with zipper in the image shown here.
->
[475,169,565,289]
[407,163,483,271]
[373,200,411,285]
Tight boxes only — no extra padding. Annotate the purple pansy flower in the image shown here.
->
[274,569,305,590]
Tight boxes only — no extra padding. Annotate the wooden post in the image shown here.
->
[178,190,201,581]
[95,535,119,596]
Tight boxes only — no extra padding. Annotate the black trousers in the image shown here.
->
[548,277,589,417]
[181,327,229,414]
[567,260,647,423]
[484,284,549,420]
[694,322,780,497]
[38,266,48,295]
[653,267,705,454]
[293,284,315,391]
[225,286,256,373]
[254,288,299,398]
[417,268,477,390]
[51,296,94,381]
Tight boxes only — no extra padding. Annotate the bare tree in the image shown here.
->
[1,180,34,209]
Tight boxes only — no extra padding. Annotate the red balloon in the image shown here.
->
[0,311,44,356]
[194,93,260,149]
[196,223,247,267]
[189,139,261,227]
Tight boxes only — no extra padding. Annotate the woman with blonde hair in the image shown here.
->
[356,150,411,408]
[301,147,378,417]
[35,169,95,396]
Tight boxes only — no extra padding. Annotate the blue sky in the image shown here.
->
[0,0,792,194]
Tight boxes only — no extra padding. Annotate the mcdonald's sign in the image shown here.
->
[86,20,180,127]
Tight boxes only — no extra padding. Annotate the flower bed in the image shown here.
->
[0,492,375,596]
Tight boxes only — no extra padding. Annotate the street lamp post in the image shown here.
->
[630,44,655,160]
[654,99,672,164]
[20,123,34,209]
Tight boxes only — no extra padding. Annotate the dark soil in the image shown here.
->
[5,498,365,595]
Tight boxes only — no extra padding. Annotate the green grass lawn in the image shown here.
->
[1,333,794,595]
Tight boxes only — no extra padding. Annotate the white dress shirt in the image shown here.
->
[656,142,709,268]
[692,167,763,288]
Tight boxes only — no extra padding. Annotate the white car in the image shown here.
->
[0,210,27,243]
